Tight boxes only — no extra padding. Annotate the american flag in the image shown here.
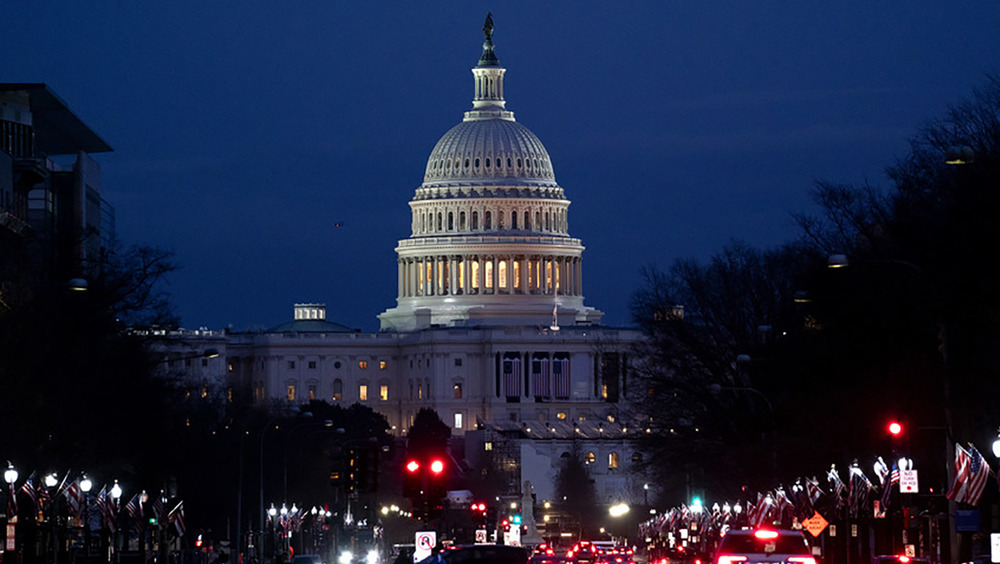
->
[63,479,83,517]
[806,476,823,506]
[532,358,551,399]
[881,462,899,509]
[873,457,889,485]
[20,471,37,513]
[946,444,971,502]
[151,493,167,527]
[125,492,144,523]
[502,358,521,398]
[828,466,847,509]
[93,486,113,533]
[848,465,874,518]
[553,358,570,399]
[960,446,991,506]
[168,501,186,537]
[102,487,118,533]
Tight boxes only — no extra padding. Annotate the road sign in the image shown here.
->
[801,512,829,537]
[475,529,487,544]
[900,469,919,493]
[414,531,436,563]
[990,532,1000,562]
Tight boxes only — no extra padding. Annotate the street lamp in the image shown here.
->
[111,481,122,564]
[80,475,92,558]
[5,463,18,556]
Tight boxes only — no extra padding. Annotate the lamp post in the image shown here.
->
[5,463,18,557]
[80,474,92,559]
[111,481,122,564]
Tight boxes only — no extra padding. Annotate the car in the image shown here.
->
[528,556,574,564]
[419,545,529,564]
[568,541,598,564]
[713,529,817,564]
[292,555,324,564]
[873,556,930,564]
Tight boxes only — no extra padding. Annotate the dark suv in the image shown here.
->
[714,529,816,564]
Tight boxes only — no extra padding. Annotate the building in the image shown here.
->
[159,18,650,510]
[1,84,114,289]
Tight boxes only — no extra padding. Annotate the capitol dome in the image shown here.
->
[422,119,557,187]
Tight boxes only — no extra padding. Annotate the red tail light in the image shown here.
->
[788,558,817,564]
[753,530,779,540]
[718,556,748,564]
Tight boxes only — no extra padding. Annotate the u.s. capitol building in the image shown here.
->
[163,17,649,507]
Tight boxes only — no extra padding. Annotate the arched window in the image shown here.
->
[631,452,643,463]
[524,211,531,230]
[584,452,596,465]
[511,211,518,230]
[448,212,454,231]
[472,211,479,230]
[437,212,443,231]
[332,379,343,402]
[485,211,492,230]
[460,211,467,230]
[608,452,620,469]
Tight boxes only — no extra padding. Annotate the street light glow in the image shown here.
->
[609,503,630,517]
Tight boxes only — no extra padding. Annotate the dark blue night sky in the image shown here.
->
[3,2,998,331]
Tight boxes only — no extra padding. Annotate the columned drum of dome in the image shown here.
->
[379,16,602,332]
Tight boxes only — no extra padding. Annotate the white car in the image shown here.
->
[713,529,816,564]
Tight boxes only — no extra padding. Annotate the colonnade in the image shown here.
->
[397,254,582,298]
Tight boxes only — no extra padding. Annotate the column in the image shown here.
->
[519,255,529,294]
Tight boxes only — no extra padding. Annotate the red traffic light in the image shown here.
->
[430,459,445,475]
[888,421,903,436]
[406,459,420,473]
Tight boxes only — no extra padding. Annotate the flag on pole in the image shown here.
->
[960,446,991,506]
[151,492,166,526]
[874,457,889,485]
[806,476,823,506]
[827,466,847,510]
[168,501,186,537]
[946,444,971,501]
[63,479,83,517]
[20,471,37,513]
[125,492,144,525]
[880,462,899,510]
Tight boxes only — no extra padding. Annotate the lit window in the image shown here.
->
[380,360,387,370]
[228,363,233,372]
[556,412,567,420]
[608,452,620,469]
[498,261,507,288]
[359,384,368,402]
[417,383,423,400]
[485,442,493,451]
[286,385,296,402]
[333,379,343,401]
[601,384,608,399]
[308,385,317,401]
[585,452,596,465]
[359,360,368,369]
[201,385,207,398]
[454,383,463,399]
[380,385,389,401]
[454,413,463,429]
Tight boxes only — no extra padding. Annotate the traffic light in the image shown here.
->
[888,421,903,436]
[427,457,448,501]
[403,458,421,498]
